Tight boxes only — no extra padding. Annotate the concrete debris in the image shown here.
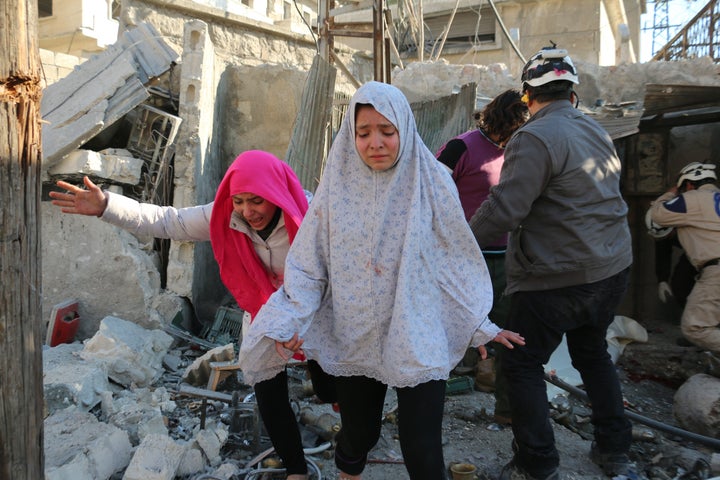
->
[38,311,720,480]
[79,316,174,388]
[189,426,229,468]
[43,342,112,414]
[44,409,133,480]
[123,433,189,480]
[47,148,145,185]
[40,318,243,479]
[392,60,517,107]
[673,373,720,438]
[391,57,720,111]
[41,204,185,340]
[41,22,179,169]
[163,352,184,373]
[100,386,176,445]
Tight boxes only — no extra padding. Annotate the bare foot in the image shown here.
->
[287,475,308,480]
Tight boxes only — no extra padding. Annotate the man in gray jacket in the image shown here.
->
[469,45,634,480]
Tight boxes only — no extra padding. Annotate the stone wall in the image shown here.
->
[39,49,83,87]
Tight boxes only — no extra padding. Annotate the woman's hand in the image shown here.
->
[274,332,304,360]
[49,176,108,216]
[477,329,525,360]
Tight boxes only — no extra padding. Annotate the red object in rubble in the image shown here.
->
[46,299,80,347]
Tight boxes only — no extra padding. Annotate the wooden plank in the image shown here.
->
[177,384,235,403]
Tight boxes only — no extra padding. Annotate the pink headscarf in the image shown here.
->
[210,150,308,319]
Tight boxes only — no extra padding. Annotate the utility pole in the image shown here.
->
[650,0,672,55]
[643,0,696,57]
[0,0,44,478]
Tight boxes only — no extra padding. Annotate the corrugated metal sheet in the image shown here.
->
[412,83,477,154]
[285,55,337,193]
[589,105,644,140]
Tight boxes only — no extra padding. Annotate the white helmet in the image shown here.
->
[521,45,579,87]
[645,208,673,239]
[676,162,717,188]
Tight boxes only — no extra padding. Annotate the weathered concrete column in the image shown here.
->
[170,20,225,322]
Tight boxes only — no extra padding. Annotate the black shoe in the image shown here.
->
[498,458,559,480]
[590,442,636,477]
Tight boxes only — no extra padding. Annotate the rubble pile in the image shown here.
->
[42,315,720,480]
[42,316,342,480]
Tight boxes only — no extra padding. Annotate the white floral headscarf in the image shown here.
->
[238,81,499,387]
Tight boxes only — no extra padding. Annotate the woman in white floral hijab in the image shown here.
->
[239,81,524,479]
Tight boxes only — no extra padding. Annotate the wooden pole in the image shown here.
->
[417,0,424,61]
[0,0,44,478]
[318,0,331,62]
[373,0,385,81]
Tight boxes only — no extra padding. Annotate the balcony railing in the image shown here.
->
[652,0,720,62]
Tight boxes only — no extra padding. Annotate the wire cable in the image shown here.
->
[292,0,319,55]
[544,373,720,450]
[486,0,525,63]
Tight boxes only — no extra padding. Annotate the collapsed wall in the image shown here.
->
[391,56,720,109]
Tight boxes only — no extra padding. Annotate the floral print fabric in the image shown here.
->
[238,81,499,387]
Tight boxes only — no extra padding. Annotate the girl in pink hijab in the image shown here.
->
[210,150,307,317]
[51,150,313,480]
[210,150,311,480]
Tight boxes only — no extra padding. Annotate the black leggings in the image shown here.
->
[254,370,307,475]
[333,375,447,479]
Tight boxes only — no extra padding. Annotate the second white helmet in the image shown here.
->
[676,162,717,188]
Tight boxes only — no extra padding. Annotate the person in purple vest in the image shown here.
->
[436,89,529,428]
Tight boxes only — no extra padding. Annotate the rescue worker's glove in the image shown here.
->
[658,281,674,303]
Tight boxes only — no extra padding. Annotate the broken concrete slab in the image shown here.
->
[100,386,176,445]
[176,446,206,477]
[47,148,145,185]
[44,409,133,480]
[122,433,189,480]
[80,316,174,388]
[41,22,179,169]
[42,342,112,414]
[177,426,230,475]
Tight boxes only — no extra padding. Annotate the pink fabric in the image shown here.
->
[210,150,308,319]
